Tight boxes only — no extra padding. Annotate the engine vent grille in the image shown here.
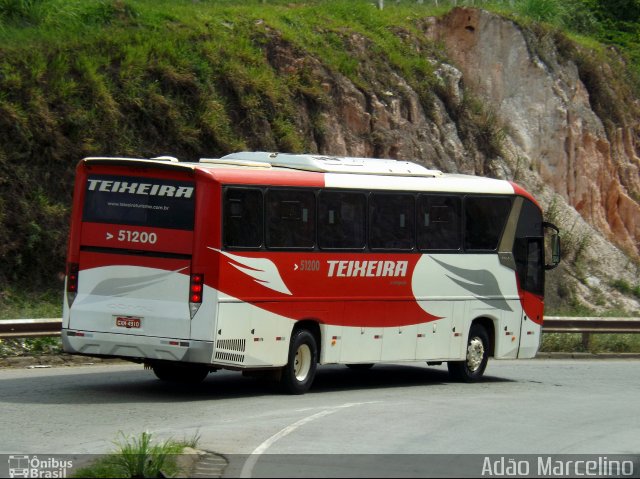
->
[216,339,246,352]
[215,338,246,364]
[214,351,245,363]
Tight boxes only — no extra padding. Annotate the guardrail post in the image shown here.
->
[581,332,591,351]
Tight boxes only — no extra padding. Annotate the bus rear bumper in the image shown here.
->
[61,329,214,364]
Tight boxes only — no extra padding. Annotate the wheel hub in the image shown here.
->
[294,344,312,381]
[466,337,484,372]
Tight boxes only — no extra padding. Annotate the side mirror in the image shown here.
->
[543,222,561,270]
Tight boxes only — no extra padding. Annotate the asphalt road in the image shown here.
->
[0,359,638,476]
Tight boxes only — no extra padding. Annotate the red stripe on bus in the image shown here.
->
[509,181,540,208]
[81,223,193,255]
[211,249,442,328]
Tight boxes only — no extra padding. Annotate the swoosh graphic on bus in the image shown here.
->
[430,257,513,312]
[79,267,188,303]
[209,248,293,296]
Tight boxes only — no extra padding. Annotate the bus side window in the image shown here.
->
[417,195,461,251]
[369,193,415,250]
[224,187,263,249]
[464,196,512,251]
[318,191,366,249]
[267,189,316,249]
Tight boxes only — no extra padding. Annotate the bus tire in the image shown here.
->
[346,363,374,370]
[280,329,318,395]
[152,362,209,384]
[447,324,489,382]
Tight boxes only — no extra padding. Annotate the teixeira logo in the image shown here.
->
[326,260,408,278]
[87,178,193,198]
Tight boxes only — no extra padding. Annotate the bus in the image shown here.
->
[8,456,30,478]
[62,151,561,394]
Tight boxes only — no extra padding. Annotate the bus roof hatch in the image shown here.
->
[218,152,443,177]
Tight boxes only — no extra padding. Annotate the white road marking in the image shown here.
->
[240,402,378,478]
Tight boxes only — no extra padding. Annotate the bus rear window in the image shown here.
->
[82,175,195,230]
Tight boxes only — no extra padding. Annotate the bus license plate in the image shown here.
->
[115,316,142,329]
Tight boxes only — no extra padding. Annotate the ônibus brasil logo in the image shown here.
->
[8,455,73,478]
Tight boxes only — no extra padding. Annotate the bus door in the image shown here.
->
[67,170,196,340]
[515,237,544,357]
[509,198,546,358]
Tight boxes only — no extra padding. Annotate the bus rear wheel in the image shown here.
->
[280,329,318,395]
[447,324,489,382]
[152,362,209,384]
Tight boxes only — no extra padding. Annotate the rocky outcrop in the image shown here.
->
[264,28,474,175]
[432,8,640,258]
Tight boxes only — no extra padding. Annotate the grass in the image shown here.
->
[73,431,201,478]
[541,333,640,353]
[0,287,62,319]
[0,336,62,357]
[610,279,640,299]
[0,287,63,358]
[0,0,450,288]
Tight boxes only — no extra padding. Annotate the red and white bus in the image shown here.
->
[62,152,560,393]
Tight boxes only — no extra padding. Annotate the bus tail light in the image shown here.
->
[66,263,79,307]
[189,273,204,318]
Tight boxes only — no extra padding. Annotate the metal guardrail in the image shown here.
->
[542,316,640,349]
[0,318,62,338]
[1,316,639,339]
[542,316,640,334]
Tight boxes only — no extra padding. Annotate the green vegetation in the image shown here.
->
[542,296,640,353]
[0,287,62,319]
[541,333,640,353]
[610,279,640,298]
[0,287,62,358]
[0,0,445,288]
[73,431,200,478]
[0,337,62,357]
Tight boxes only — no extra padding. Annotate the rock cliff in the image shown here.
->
[433,8,639,260]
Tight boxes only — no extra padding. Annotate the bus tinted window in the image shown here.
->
[464,197,512,251]
[526,239,544,294]
[369,193,415,250]
[318,191,366,249]
[224,188,263,248]
[514,199,544,295]
[417,195,461,251]
[267,189,315,249]
[82,175,195,230]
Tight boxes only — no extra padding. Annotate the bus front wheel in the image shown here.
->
[280,329,318,395]
[447,324,489,382]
